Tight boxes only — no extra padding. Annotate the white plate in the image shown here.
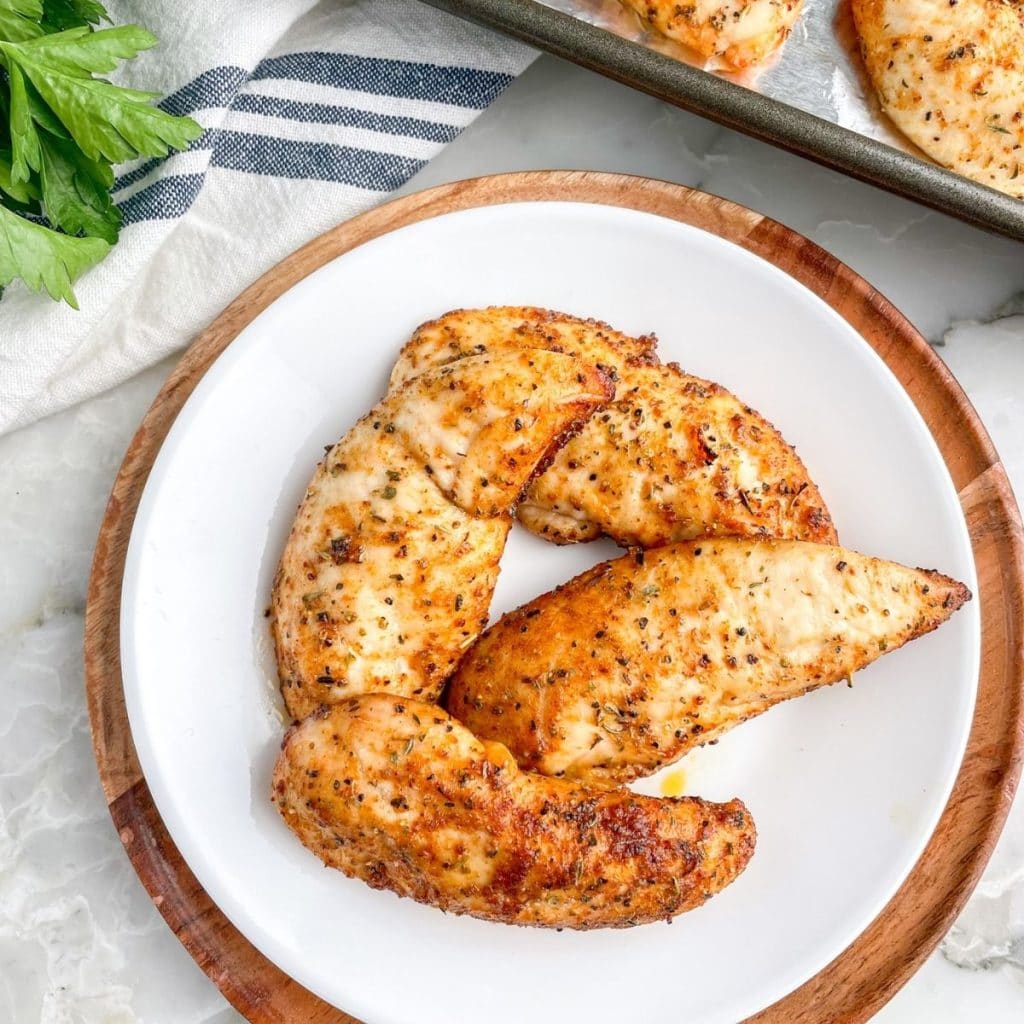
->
[121,200,979,1024]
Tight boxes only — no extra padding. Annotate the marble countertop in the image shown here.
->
[2,52,1022,1024]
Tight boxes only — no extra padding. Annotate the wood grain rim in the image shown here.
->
[85,171,1024,1024]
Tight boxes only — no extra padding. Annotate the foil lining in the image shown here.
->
[537,0,926,159]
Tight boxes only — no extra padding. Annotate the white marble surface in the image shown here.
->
[1,52,1022,1023]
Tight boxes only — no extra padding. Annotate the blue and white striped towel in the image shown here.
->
[0,0,535,435]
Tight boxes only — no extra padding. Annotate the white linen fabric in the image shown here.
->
[0,0,535,435]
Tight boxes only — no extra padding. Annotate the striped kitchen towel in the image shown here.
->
[0,0,535,435]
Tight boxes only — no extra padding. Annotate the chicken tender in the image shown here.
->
[619,0,804,69]
[391,307,835,548]
[853,0,1024,198]
[272,694,756,929]
[447,539,971,786]
[272,351,612,720]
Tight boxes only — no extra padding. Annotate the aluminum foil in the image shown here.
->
[537,0,923,158]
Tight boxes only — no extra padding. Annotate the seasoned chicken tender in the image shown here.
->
[391,307,835,548]
[618,0,804,69]
[390,306,659,387]
[447,539,971,786]
[273,695,756,929]
[853,0,1024,198]
[272,351,612,720]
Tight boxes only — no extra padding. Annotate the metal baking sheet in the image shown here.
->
[422,0,1024,240]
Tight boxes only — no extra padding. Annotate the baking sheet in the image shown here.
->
[423,0,1024,240]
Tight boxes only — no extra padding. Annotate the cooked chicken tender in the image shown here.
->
[853,0,1024,198]
[272,351,612,720]
[618,0,804,69]
[391,307,835,548]
[272,695,756,929]
[447,539,971,786]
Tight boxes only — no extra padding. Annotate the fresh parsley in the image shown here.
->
[0,0,201,305]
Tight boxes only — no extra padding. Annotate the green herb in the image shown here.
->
[0,202,107,303]
[0,3,201,304]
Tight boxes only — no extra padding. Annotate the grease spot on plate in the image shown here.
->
[660,768,687,797]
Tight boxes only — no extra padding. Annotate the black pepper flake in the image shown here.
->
[638,616,649,630]
[836,560,848,572]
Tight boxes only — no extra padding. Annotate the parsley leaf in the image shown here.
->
[0,27,203,164]
[38,129,119,241]
[40,0,108,32]
[6,62,42,181]
[0,145,40,203]
[0,12,199,304]
[0,0,44,43]
[0,200,107,304]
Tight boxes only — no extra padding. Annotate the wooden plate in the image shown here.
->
[85,171,1024,1023]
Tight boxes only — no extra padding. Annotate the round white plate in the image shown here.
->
[121,200,979,1024]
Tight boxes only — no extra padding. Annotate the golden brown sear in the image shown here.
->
[391,307,836,549]
[447,539,971,786]
[272,350,612,720]
[273,694,756,929]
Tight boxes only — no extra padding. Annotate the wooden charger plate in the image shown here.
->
[85,171,1024,1023]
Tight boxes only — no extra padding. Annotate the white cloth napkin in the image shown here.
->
[0,0,535,436]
